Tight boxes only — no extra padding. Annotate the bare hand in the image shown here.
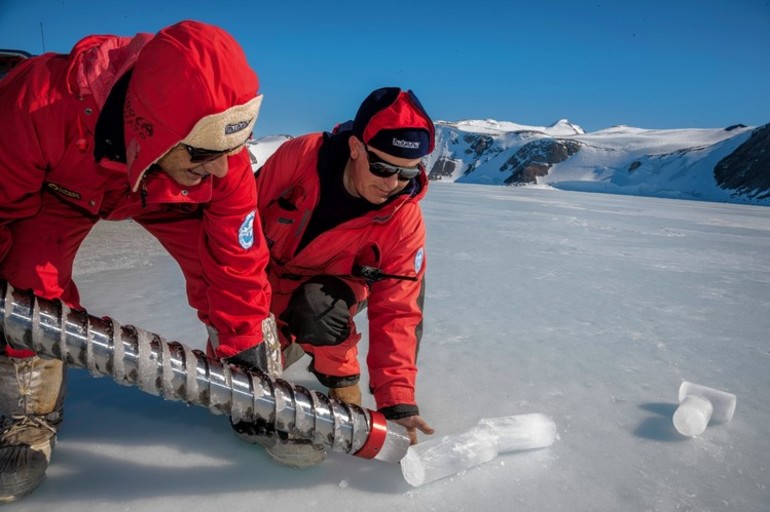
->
[393,415,435,445]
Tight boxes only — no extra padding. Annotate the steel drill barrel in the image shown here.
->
[0,281,410,463]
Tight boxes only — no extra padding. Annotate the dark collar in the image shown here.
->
[94,69,132,164]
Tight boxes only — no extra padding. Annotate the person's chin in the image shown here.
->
[183,172,206,186]
[367,189,391,203]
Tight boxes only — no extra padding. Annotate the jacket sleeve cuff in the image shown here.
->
[379,404,419,420]
[374,385,416,411]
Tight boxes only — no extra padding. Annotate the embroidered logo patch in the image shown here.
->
[239,211,256,249]
[392,138,420,149]
[46,182,82,200]
[225,119,251,135]
[414,247,424,273]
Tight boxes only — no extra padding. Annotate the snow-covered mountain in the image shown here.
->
[245,134,292,168]
[247,119,769,207]
[423,119,770,205]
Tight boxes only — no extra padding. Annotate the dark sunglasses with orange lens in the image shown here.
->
[366,150,422,181]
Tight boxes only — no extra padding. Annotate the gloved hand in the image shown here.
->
[214,315,282,380]
[222,343,271,373]
[282,276,356,346]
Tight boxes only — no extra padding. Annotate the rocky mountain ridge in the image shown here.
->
[423,120,769,205]
[247,120,769,206]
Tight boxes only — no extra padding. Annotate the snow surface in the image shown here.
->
[5,184,770,511]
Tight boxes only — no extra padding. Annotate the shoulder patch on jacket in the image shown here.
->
[239,210,256,249]
[414,247,424,273]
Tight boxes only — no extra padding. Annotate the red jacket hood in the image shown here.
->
[63,21,261,192]
[123,21,260,191]
[65,33,153,107]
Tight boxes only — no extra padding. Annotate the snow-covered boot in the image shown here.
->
[263,436,327,469]
[0,354,66,503]
[260,382,364,468]
[230,318,326,467]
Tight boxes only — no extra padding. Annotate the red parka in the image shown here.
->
[0,22,271,358]
[257,133,427,411]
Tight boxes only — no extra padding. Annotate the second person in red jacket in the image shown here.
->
[238,87,436,467]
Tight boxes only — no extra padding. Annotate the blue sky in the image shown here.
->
[1,0,769,137]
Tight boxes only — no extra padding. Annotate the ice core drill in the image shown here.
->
[0,281,410,463]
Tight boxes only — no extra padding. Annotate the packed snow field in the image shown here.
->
[4,184,769,511]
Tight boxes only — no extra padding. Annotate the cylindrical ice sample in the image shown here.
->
[673,395,713,437]
[477,413,557,452]
[401,413,556,487]
[678,381,736,423]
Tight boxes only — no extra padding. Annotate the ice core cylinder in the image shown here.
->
[401,413,556,487]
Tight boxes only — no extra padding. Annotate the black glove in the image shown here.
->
[282,276,356,346]
[223,343,270,373]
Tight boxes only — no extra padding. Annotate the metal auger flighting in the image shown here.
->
[0,281,411,463]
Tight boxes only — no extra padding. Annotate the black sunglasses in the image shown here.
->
[182,143,240,163]
[366,150,422,181]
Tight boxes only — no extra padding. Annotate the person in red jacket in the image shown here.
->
[238,87,436,467]
[0,20,275,503]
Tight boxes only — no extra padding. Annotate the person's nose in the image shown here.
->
[198,156,229,178]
